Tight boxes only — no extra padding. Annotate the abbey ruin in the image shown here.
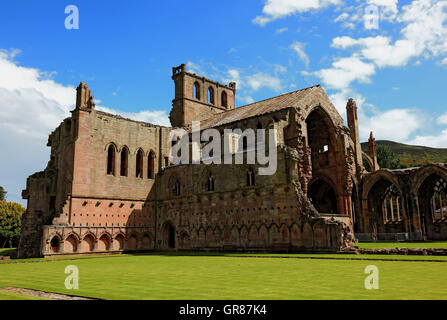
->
[17,64,447,258]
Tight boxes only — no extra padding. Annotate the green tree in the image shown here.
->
[377,145,401,169]
[0,201,25,248]
[0,186,6,201]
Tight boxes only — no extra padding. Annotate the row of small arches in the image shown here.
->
[176,222,330,249]
[193,82,228,108]
[106,144,156,179]
[49,232,153,253]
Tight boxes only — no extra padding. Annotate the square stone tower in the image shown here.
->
[169,64,236,128]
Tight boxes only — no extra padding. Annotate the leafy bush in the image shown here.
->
[377,145,401,169]
[0,201,25,248]
[0,187,6,201]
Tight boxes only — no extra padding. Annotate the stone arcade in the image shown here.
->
[18,64,447,258]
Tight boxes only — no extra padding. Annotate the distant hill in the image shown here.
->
[361,140,447,168]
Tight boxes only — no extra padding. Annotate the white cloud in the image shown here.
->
[334,12,349,22]
[225,69,243,88]
[253,0,341,26]
[274,64,287,74]
[359,108,423,142]
[0,51,75,139]
[328,88,367,118]
[311,55,376,90]
[438,112,447,125]
[367,0,399,21]
[238,95,255,105]
[246,72,283,92]
[332,36,418,68]
[331,0,447,69]
[224,68,283,92]
[290,41,310,68]
[275,27,288,34]
[410,130,447,148]
[328,88,427,144]
[187,61,207,76]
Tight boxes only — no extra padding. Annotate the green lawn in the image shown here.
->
[357,242,447,249]
[1,254,446,300]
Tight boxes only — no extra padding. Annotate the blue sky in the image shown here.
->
[1,0,447,204]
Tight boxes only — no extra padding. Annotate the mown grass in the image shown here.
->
[0,254,446,300]
[357,242,447,249]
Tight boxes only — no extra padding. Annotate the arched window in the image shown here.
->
[148,151,155,179]
[382,184,403,223]
[221,91,228,108]
[308,178,338,214]
[194,82,200,100]
[173,179,181,196]
[208,87,215,105]
[207,174,215,192]
[242,136,248,151]
[136,149,144,178]
[120,147,129,177]
[432,178,447,221]
[247,167,255,187]
[306,108,333,168]
[50,236,60,253]
[107,145,115,175]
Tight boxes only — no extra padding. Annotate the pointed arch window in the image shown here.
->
[432,178,447,221]
[194,82,200,100]
[221,91,228,108]
[173,179,181,196]
[136,149,144,178]
[382,185,403,223]
[107,145,116,175]
[148,151,155,179]
[247,167,255,187]
[120,147,129,177]
[208,87,215,105]
[207,174,215,192]
[242,136,248,151]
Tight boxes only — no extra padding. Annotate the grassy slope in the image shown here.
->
[361,140,447,167]
[1,255,447,300]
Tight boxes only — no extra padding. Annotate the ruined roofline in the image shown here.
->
[69,105,169,128]
[94,109,169,128]
[74,81,169,129]
[236,84,321,110]
[199,84,323,130]
[172,64,236,91]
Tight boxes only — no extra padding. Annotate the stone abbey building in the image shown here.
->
[18,64,447,258]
